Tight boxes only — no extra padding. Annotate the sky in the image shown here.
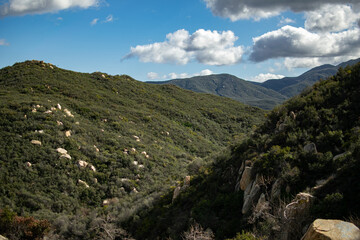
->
[0,0,359,82]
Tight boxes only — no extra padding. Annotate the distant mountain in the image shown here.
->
[148,58,360,109]
[149,74,287,110]
[258,58,360,97]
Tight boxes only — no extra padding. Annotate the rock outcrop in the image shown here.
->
[242,175,262,215]
[239,166,252,191]
[301,219,360,240]
[31,140,42,146]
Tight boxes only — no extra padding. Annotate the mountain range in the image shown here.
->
[148,58,360,109]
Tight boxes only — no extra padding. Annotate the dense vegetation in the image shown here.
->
[129,63,360,239]
[0,60,265,239]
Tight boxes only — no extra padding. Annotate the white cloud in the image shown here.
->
[305,4,359,32]
[147,69,214,80]
[125,29,244,66]
[0,0,99,17]
[278,16,295,26]
[284,55,359,69]
[249,25,360,63]
[147,72,160,80]
[204,0,357,21]
[104,14,113,23]
[90,18,99,25]
[0,39,9,46]
[251,73,285,83]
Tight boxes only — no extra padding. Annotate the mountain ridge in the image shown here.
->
[148,58,360,109]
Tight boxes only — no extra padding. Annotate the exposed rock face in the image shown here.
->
[242,176,262,215]
[172,186,181,202]
[253,193,271,219]
[31,140,42,146]
[184,176,191,187]
[270,178,283,202]
[240,167,252,191]
[0,235,8,240]
[304,143,317,154]
[302,219,360,240]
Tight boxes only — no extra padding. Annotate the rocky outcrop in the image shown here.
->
[270,178,283,202]
[301,219,360,240]
[242,175,262,215]
[0,235,8,240]
[172,176,191,202]
[240,167,252,191]
[284,192,315,220]
[78,179,89,188]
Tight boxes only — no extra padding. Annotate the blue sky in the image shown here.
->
[0,0,359,82]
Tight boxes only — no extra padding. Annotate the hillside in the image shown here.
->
[0,60,265,239]
[128,63,360,240]
[148,74,287,110]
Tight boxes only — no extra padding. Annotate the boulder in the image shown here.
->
[65,130,71,137]
[290,111,296,120]
[64,108,74,118]
[278,123,286,132]
[59,153,71,160]
[57,103,62,110]
[25,162,32,167]
[89,165,96,172]
[31,140,42,146]
[284,192,315,220]
[78,179,89,188]
[0,235,8,240]
[253,193,271,219]
[240,167,253,191]
[304,143,317,154]
[77,160,88,169]
[56,148,67,154]
[302,219,360,240]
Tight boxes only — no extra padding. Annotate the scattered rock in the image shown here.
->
[35,130,44,134]
[133,161,138,166]
[78,179,89,188]
[59,153,71,160]
[133,135,140,142]
[89,165,96,172]
[44,110,52,114]
[304,143,317,154]
[131,148,136,153]
[240,166,253,191]
[141,151,147,156]
[77,160,88,169]
[333,152,348,161]
[93,178,98,184]
[301,219,360,240]
[57,121,63,126]
[131,188,138,194]
[65,130,71,137]
[25,162,32,167]
[75,122,80,125]
[138,164,145,169]
[31,140,42,146]
[57,103,62,110]
[64,108,74,118]
[56,148,67,155]
[32,108,37,113]
[102,198,119,206]
[94,145,99,152]
[50,107,57,111]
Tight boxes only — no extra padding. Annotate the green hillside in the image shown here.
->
[149,74,287,110]
[129,63,360,240]
[0,60,265,239]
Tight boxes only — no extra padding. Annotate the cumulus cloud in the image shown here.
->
[249,25,360,63]
[251,73,285,83]
[204,0,357,21]
[90,18,99,25]
[125,29,244,66]
[0,0,99,17]
[305,4,359,32]
[0,39,9,46]
[147,69,214,80]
